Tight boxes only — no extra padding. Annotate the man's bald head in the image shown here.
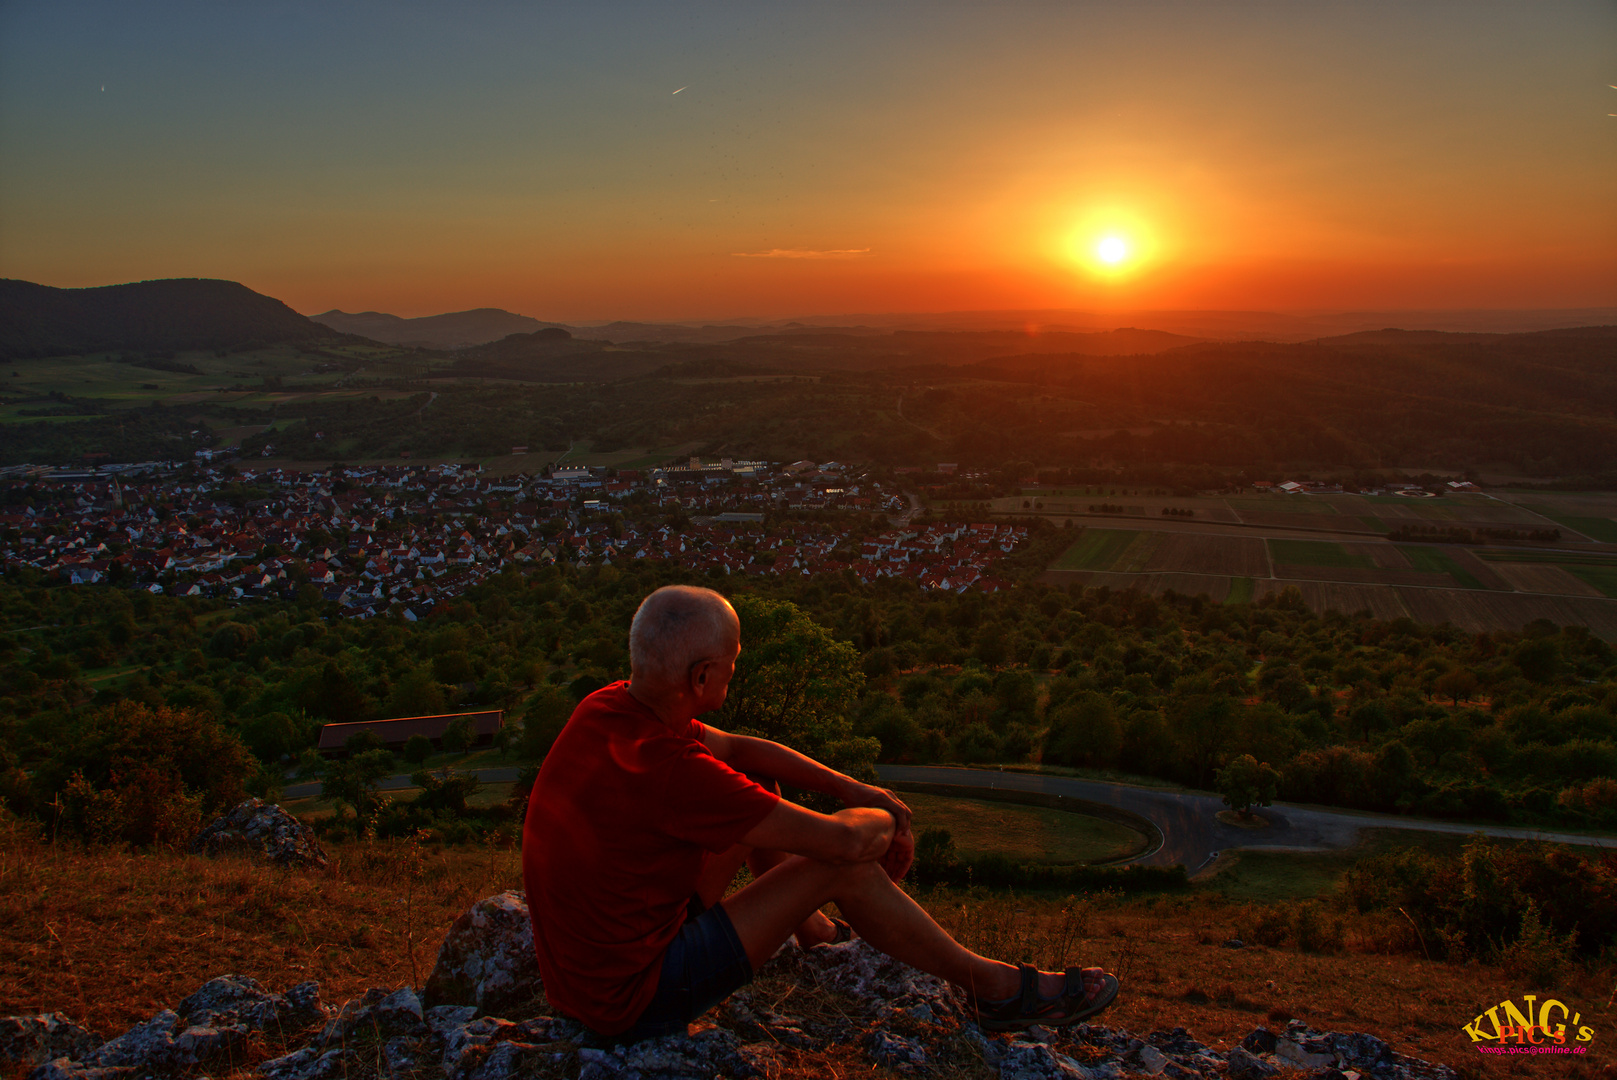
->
[629,586,740,686]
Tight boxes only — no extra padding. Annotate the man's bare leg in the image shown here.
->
[721,855,1067,1002]
[696,844,840,946]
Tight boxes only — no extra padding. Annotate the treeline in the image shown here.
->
[4,557,1617,852]
[1387,524,1561,544]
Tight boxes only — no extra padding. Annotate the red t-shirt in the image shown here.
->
[521,681,781,1034]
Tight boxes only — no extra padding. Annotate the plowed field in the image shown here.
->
[1143,534,1268,576]
[1489,562,1606,597]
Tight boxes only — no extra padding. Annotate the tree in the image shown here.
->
[715,595,875,782]
[324,748,396,826]
[40,701,257,847]
[1216,754,1280,817]
[403,734,434,765]
[410,768,481,817]
[441,715,475,755]
[519,684,574,759]
[1042,692,1122,769]
[1435,667,1479,706]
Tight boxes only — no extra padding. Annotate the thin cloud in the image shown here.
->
[732,248,872,259]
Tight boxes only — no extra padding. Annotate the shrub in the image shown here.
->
[403,734,434,765]
[38,702,255,847]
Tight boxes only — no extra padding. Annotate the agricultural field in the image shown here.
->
[1050,528,1139,571]
[1267,539,1376,568]
[1044,495,1617,636]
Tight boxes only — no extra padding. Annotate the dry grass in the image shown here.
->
[0,815,522,1040]
[2,815,1612,1078]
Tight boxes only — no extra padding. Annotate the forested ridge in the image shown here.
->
[5,558,1615,850]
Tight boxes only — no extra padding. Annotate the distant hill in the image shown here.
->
[0,278,339,359]
[309,308,565,349]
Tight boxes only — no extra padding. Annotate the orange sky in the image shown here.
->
[2,3,1613,321]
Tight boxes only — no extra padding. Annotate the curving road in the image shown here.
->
[285,762,1617,874]
[876,764,1617,872]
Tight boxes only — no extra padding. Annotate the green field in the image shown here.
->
[1521,505,1617,543]
[1226,498,1337,514]
[1052,529,1138,571]
[899,792,1144,865]
[1476,550,1617,565]
[1396,546,1484,589]
[1225,577,1254,605]
[1267,539,1376,568]
[1357,516,1388,530]
[1568,566,1617,599]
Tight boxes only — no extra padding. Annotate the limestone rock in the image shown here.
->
[797,937,962,1025]
[177,975,324,1036]
[258,987,426,1080]
[422,891,541,1016]
[28,1009,250,1080]
[865,1029,928,1068]
[0,1015,100,1068]
[1240,1027,1278,1055]
[999,1041,1094,1080]
[576,1027,764,1079]
[191,799,327,870]
[1225,1046,1278,1080]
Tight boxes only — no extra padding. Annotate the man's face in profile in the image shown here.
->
[694,636,741,714]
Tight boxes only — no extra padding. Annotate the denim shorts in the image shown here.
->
[608,897,753,1043]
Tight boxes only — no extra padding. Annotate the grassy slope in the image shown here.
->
[6,820,1609,1078]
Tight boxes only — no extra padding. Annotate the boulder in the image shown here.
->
[0,1015,100,1068]
[575,1027,767,1079]
[421,891,541,1015]
[1225,1046,1279,1080]
[28,1009,248,1080]
[796,937,962,1025]
[191,798,327,870]
[998,1041,1095,1080]
[260,988,427,1080]
[865,1029,928,1068]
[178,975,324,1036]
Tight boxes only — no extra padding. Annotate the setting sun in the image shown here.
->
[1096,236,1129,265]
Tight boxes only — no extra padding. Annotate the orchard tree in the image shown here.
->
[716,595,876,784]
[1216,753,1281,818]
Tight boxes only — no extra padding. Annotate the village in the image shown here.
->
[0,456,1031,616]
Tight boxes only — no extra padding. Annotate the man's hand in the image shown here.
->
[879,824,915,882]
[840,782,913,882]
[840,782,912,835]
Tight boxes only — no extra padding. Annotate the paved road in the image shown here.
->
[282,766,525,800]
[286,762,1617,874]
[876,764,1617,872]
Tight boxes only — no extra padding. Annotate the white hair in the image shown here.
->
[629,586,739,684]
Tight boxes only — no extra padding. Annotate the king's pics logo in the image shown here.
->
[1462,994,1595,1050]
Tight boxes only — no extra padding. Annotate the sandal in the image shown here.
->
[809,916,854,948]
[972,964,1120,1031]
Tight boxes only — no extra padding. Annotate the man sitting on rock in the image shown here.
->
[522,584,1118,1043]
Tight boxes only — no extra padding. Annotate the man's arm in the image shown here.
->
[738,799,895,865]
[702,724,912,832]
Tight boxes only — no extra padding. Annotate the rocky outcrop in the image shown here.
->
[25,977,323,1080]
[0,1015,100,1069]
[15,894,1461,1080]
[191,798,327,870]
[420,890,540,1015]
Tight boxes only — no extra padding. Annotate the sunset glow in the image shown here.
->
[1096,237,1129,266]
[0,2,1612,319]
